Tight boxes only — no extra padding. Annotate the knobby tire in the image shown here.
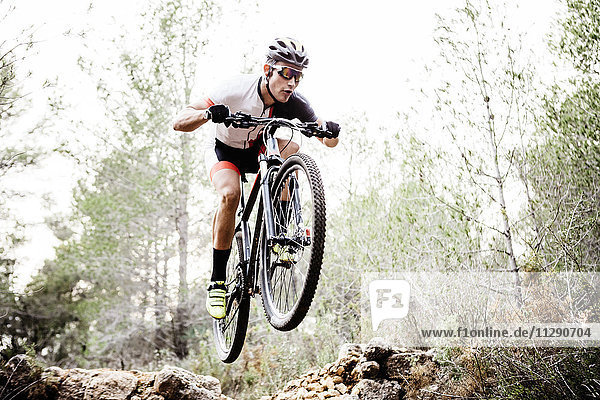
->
[259,153,326,331]
[213,231,250,363]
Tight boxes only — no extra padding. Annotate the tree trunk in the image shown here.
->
[174,133,190,359]
[489,124,522,307]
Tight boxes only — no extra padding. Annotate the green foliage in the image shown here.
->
[529,83,600,270]
[484,347,600,399]
[0,1,43,171]
[558,0,600,74]
[528,0,600,271]
[63,0,217,365]
[0,2,53,362]
[431,0,542,274]
[0,19,33,125]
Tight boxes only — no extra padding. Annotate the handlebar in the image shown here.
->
[222,112,338,139]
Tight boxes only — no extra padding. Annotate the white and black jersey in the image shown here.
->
[206,74,317,150]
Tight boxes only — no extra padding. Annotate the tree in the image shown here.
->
[528,0,600,271]
[12,0,218,366]
[76,0,216,363]
[558,0,600,75]
[0,1,35,272]
[425,0,544,299]
[112,0,217,360]
[0,1,54,360]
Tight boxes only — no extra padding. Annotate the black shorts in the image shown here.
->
[207,138,265,181]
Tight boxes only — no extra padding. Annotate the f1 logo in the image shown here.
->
[369,280,411,331]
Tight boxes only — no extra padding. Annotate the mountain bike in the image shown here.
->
[212,112,337,363]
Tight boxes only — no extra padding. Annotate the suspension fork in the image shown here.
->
[259,126,283,244]
[288,175,305,229]
[259,154,277,244]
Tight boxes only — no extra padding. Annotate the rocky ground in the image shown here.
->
[1,341,481,399]
[0,355,232,400]
[261,341,446,400]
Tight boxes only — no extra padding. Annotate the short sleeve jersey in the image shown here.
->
[207,74,317,149]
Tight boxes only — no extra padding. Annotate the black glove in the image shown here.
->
[206,104,230,124]
[325,120,340,138]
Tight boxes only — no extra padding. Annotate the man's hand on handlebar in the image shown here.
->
[324,121,341,138]
[206,104,230,123]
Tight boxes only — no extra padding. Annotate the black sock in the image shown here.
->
[211,248,231,282]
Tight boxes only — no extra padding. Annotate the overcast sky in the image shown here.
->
[8,0,561,117]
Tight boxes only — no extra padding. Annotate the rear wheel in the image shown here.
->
[260,153,326,331]
[213,231,250,363]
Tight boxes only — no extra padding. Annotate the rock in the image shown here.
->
[154,365,222,400]
[84,370,137,400]
[44,366,67,379]
[338,344,363,360]
[351,360,381,381]
[350,379,405,400]
[0,355,230,400]
[324,376,336,390]
[363,339,393,362]
[337,356,360,377]
[264,344,442,400]
[306,382,326,392]
[335,383,348,394]
[383,354,412,380]
[356,361,380,379]
[53,368,90,399]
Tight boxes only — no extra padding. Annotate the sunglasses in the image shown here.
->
[272,65,303,83]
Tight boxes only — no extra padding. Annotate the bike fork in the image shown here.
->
[259,153,277,243]
[288,175,305,230]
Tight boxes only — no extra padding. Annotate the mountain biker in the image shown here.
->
[173,37,340,319]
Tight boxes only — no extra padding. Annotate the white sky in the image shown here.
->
[3,0,561,288]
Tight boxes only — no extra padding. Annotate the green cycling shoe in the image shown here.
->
[206,281,226,319]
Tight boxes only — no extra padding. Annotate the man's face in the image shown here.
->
[266,61,304,103]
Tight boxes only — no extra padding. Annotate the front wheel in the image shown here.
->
[213,231,250,363]
[260,153,326,331]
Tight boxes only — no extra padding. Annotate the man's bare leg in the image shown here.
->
[210,168,240,281]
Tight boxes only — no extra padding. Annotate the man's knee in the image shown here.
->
[213,169,241,212]
[288,141,300,154]
[219,186,240,210]
[280,140,300,158]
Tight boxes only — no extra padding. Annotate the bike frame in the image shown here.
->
[234,124,285,296]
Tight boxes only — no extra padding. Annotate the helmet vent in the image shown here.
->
[266,37,309,68]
